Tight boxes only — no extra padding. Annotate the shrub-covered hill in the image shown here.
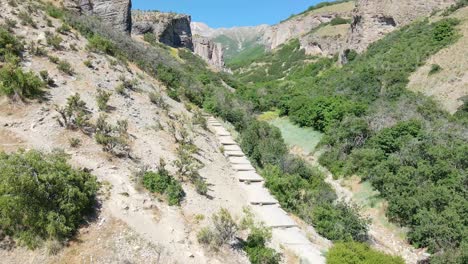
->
[232,5,468,262]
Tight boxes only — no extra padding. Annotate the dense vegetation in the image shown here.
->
[143,164,185,206]
[326,242,405,264]
[0,150,98,248]
[234,13,467,260]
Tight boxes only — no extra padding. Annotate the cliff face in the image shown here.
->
[64,0,132,33]
[263,1,355,50]
[193,37,225,70]
[132,11,193,50]
[346,0,457,52]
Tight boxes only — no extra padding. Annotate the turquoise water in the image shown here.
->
[269,117,323,154]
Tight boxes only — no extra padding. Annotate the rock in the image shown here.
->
[64,0,132,33]
[132,10,193,50]
[193,36,225,70]
[345,0,457,53]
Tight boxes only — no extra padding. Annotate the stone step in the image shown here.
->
[252,204,297,228]
[223,145,242,151]
[232,163,256,171]
[242,183,279,205]
[228,156,251,165]
[219,136,236,145]
[224,150,245,157]
[272,227,312,245]
[284,244,325,264]
[237,171,264,182]
[213,127,230,136]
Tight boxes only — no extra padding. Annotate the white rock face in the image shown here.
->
[64,0,132,33]
[193,37,225,70]
[346,0,457,52]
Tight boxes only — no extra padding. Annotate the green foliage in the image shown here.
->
[244,227,281,264]
[442,0,468,16]
[56,24,71,35]
[87,35,117,56]
[0,27,23,60]
[68,138,81,148]
[326,242,405,264]
[429,64,442,75]
[197,208,238,249]
[143,33,157,45]
[55,93,92,133]
[143,160,185,206]
[330,16,351,25]
[45,3,64,19]
[95,115,129,157]
[96,89,111,111]
[288,96,367,132]
[240,121,287,167]
[226,44,266,70]
[0,150,98,248]
[18,11,36,28]
[262,165,368,242]
[57,60,73,75]
[46,32,63,50]
[0,63,44,100]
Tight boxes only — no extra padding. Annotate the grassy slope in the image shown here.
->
[407,7,468,113]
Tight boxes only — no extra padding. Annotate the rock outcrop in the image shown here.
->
[193,37,225,70]
[132,10,193,50]
[64,0,132,33]
[346,0,457,52]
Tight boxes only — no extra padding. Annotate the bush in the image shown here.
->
[0,63,44,101]
[0,27,23,60]
[96,89,111,111]
[95,115,130,157]
[56,24,71,35]
[429,64,442,75]
[149,91,169,109]
[143,161,185,206]
[197,208,237,248]
[326,242,405,264]
[57,60,73,75]
[0,150,98,248]
[45,3,64,19]
[55,93,93,133]
[45,32,63,50]
[330,17,351,25]
[87,35,117,56]
[244,227,281,264]
[18,11,36,28]
[68,138,81,148]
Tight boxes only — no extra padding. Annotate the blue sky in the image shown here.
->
[132,0,323,28]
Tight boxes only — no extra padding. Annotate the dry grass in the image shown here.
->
[307,1,355,16]
[407,7,468,114]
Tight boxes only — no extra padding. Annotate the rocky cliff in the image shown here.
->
[132,10,193,50]
[193,37,225,70]
[64,0,132,33]
[346,0,457,52]
[264,1,355,50]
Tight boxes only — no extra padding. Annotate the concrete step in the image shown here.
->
[224,150,245,157]
[228,156,251,165]
[242,183,279,205]
[252,204,297,228]
[232,163,256,171]
[219,136,236,145]
[223,145,242,151]
[237,171,264,182]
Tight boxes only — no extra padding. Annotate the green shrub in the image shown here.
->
[244,227,281,264]
[57,60,73,75]
[149,91,168,109]
[48,55,60,64]
[429,64,442,75]
[0,150,98,248]
[45,3,64,19]
[0,27,23,60]
[87,35,117,56]
[68,138,81,148]
[96,89,111,111]
[39,70,55,86]
[55,93,93,133]
[143,161,185,206]
[0,64,44,100]
[95,115,129,157]
[330,16,351,25]
[326,242,405,264]
[56,24,71,35]
[46,32,63,50]
[18,11,36,28]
